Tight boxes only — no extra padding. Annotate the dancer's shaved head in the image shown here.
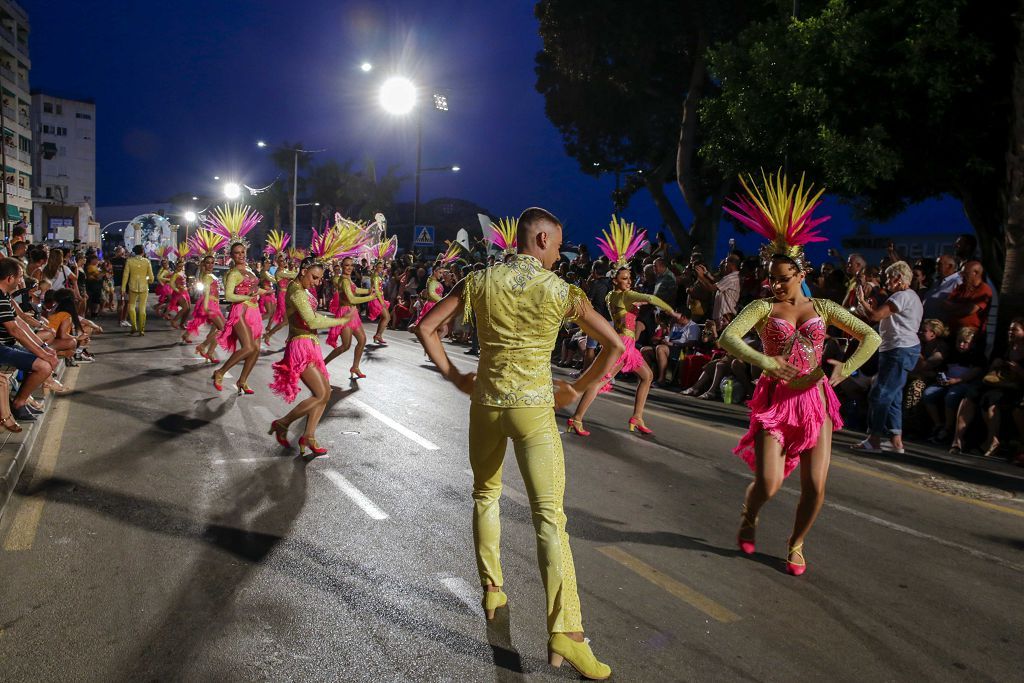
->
[517,207,562,246]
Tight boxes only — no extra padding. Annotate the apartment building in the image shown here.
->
[0,0,31,234]
[31,90,96,242]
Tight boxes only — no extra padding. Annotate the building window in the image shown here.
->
[57,127,67,136]
[45,186,52,198]
[75,112,91,120]
[43,102,53,113]
[55,104,62,115]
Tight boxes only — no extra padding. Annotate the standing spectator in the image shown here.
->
[109,246,129,328]
[854,261,924,454]
[581,262,612,370]
[84,254,104,318]
[921,254,961,321]
[841,253,868,309]
[953,233,978,263]
[651,258,677,309]
[694,254,741,328]
[943,260,993,339]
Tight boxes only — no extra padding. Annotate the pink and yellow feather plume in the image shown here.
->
[263,230,290,256]
[486,217,518,253]
[596,215,648,267]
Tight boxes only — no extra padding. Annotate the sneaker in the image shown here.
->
[464,349,479,356]
[119,320,131,328]
[74,354,95,364]
[64,357,78,367]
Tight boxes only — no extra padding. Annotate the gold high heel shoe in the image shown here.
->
[482,588,507,620]
[547,633,611,680]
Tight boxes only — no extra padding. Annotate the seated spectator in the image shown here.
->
[649,308,700,387]
[681,321,752,403]
[0,373,20,434]
[923,326,986,443]
[943,260,992,339]
[949,318,1024,457]
[46,288,98,365]
[904,319,951,433]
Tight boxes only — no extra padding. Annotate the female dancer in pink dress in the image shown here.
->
[205,204,265,395]
[166,259,191,330]
[567,217,680,437]
[268,257,351,456]
[324,257,376,378]
[409,241,462,333]
[182,229,228,358]
[717,171,879,575]
[261,231,292,344]
[364,236,396,345]
[258,257,277,326]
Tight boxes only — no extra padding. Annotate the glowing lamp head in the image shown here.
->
[256,140,267,148]
[379,77,417,115]
[360,62,373,73]
[223,182,241,200]
[184,210,197,223]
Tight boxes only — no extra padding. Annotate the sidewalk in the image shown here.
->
[552,365,1024,495]
[0,361,71,522]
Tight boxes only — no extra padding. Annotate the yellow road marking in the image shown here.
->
[597,545,741,623]
[600,393,1024,519]
[3,369,78,551]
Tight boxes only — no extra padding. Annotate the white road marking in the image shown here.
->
[437,574,481,613]
[323,469,389,520]
[213,457,285,464]
[461,468,529,506]
[349,398,440,450]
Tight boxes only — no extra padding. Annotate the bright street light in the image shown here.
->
[451,165,461,172]
[379,76,416,115]
[256,140,267,148]
[360,62,373,72]
[191,196,198,201]
[223,182,241,199]
[184,210,197,223]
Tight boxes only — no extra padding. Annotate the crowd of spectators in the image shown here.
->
[362,230,1020,467]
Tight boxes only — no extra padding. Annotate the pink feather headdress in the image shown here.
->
[188,229,227,260]
[364,235,398,264]
[309,214,371,263]
[435,240,463,268]
[486,217,518,254]
[596,215,648,268]
[263,230,290,257]
[203,203,263,250]
[722,169,830,270]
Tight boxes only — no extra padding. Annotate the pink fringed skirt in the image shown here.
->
[259,292,276,316]
[166,290,188,313]
[156,283,171,303]
[367,297,389,321]
[326,295,361,348]
[185,298,222,336]
[270,336,329,403]
[735,377,843,478]
[413,300,436,326]
[218,303,264,352]
[271,280,290,327]
[597,334,645,394]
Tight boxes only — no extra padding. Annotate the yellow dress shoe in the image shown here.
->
[482,589,507,620]
[548,633,611,680]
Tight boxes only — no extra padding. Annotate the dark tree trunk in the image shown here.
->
[675,29,712,253]
[997,1,1024,348]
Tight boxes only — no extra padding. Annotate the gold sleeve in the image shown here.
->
[425,278,443,302]
[461,272,476,325]
[623,290,675,314]
[223,269,249,303]
[342,277,377,305]
[202,274,215,308]
[717,299,779,370]
[562,284,589,323]
[157,268,171,285]
[816,298,881,378]
[290,283,347,330]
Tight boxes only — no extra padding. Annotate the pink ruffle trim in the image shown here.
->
[367,298,389,321]
[184,299,222,336]
[269,337,329,403]
[217,303,264,352]
[413,300,436,325]
[326,296,361,348]
[597,335,645,394]
[734,377,844,478]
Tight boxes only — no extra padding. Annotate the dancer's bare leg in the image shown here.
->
[277,365,331,437]
[217,319,253,376]
[236,323,260,387]
[632,362,653,421]
[789,416,833,549]
[323,327,353,365]
[375,308,391,340]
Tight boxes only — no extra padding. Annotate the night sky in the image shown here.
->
[25,0,971,261]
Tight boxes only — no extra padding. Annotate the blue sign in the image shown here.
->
[413,225,435,246]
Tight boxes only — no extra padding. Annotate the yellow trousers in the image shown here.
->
[469,403,583,633]
[127,290,148,332]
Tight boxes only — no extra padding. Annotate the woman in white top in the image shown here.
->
[853,261,924,453]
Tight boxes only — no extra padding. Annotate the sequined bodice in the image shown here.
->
[290,291,319,334]
[234,276,258,296]
[760,316,826,376]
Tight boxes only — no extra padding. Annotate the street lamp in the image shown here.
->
[223,182,241,200]
[360,62,373,73]
[255,141,325,245]
[378,76,451,229]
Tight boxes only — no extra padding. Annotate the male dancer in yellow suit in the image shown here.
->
[122,245,154,335]
[416,207,623,680]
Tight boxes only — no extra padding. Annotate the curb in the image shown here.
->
[0,362,70,523]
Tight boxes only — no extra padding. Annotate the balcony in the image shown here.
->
[16,74,26,90]
[16,148,29,164]
[0,66,13,83]
[0,183,31,200]
[1,105,13,121]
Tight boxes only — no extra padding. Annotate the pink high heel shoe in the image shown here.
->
[628,417,653,435]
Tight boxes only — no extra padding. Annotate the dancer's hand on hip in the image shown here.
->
[825,359,847,387]
[553,379,579,409]
[765,356,799,382]
[449,370,476,396]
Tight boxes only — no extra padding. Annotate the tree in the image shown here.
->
[305,158,407,225]
[534,0,757,253]
[701,0,1021,333]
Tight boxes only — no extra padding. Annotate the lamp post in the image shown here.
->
[257,140,324,245]
[378,77,452,230]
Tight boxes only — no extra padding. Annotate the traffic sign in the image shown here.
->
[413,225,435,246]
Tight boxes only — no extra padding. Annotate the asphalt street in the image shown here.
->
[1,315,1022,682]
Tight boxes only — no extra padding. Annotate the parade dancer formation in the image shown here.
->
[262,231,292,344]
[364,236,397,345]
[415,208,623,681]
[322,215,375,379]
[267,224,368,455]
[183,229,228,361]
[717,171,880,575]
[567,217,681,437]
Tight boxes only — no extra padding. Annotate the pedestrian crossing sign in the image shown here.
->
[413,225,435,246]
